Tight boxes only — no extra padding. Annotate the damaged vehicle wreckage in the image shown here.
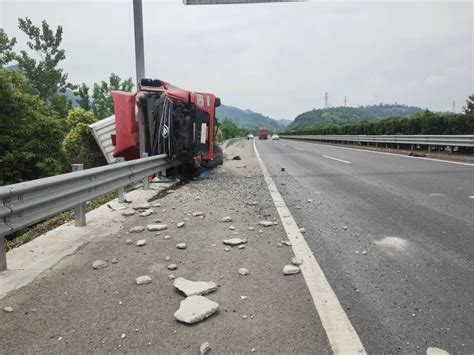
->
[111,78,224,172]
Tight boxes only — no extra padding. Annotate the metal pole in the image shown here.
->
[133,0,146,156]
[116,157,126,203]
[72,164,86,227]
[141,153,150,190]
[0,236,6,271]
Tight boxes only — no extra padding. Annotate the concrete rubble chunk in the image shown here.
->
[133,203,151,210]
[177,222,185,228]
[299,228,306,233]
[129,226,145,233]
[173,278,217,296]
[163,235,171,240]
[136,275,152,285]
[362,250,367,255]
[168,264,178,270]
[221,216,233,222]
[223,238,247,246]
[136,239,146,247]
[276,243,283,247]
[283,265,301,275]
[168,274,176,280]
[247,201,258,206]
[200,342,211,355]
[154,218,162,223]
[259,221,277,227]
[282,241,292,246]
[258,230,263,234]
[238,268,250,276]
[192,211,204,217]
[176,243,187,249]
[125,239,133,245]
[92,260,108,269]
[121,210,135,217]
[111,257,119,263]
[147,224,168,231]
[152,202,161,207]
[229,226,236,230]
[238,245,245,249]
[291,256,303,265]
[139,209,154,217]
[174,295,219,324]
[224,247,231,252]
[3,306,13,313]
[248,226,255,231]
[165,256,171,261]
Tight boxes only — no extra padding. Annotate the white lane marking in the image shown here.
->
[468,196,474,199]
[290,140,474,167]
[253,140,366,354]
[426,347,450,355]
[322,155,351,164]
[293,147,304,151]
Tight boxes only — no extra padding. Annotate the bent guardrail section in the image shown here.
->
[280,135,474,148]
[0,154,180,270]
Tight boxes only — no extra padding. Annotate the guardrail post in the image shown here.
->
[116,157,126,203]
[141,153,150,190]
[72,164,86,227]
[0,236,6,271]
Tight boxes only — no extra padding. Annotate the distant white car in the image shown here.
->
[271,134,280,141]
[247,134,254,140]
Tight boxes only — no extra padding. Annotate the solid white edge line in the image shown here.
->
[468,196,474,199]
[322,155,352,164]
[289,140,474,167]
[253,140,366,354]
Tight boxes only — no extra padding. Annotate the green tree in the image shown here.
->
[91,73,134,119]
[15,17,70,102]
[463,94,474,114]
[74,83,91,110]
[0,29,16,68]
[0,69,66,185]
[62,108,106,168]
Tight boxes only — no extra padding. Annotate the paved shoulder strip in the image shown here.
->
[253,140,366,354]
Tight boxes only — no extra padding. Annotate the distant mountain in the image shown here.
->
[216,105,289,133]
[288,104,423,130]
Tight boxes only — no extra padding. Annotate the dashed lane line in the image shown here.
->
[254,140,366,354]
[322,155,352,164]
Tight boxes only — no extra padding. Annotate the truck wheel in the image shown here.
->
[201,143,223,169]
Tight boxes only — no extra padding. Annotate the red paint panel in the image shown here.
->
[111,91,139,160]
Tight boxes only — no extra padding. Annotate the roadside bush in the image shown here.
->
[62,108,106,168]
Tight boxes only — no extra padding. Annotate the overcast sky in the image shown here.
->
[1,0,472,119]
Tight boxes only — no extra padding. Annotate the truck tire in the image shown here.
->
[201,143,223,169]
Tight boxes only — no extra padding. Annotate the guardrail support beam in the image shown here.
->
[0,236,6,271]
[116,157,126,203]
[72,164,86,227]
[141,153,150,190]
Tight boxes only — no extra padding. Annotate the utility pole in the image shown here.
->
[452,100,456,113]
[324,92,328,108]
[344,96,347,107]
[133,0,146,156]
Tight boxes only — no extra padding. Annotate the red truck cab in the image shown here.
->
[258,127,268,140]
[111,79,221,167]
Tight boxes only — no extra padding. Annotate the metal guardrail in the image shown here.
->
[280,135,474,148]
[0,154,180,270]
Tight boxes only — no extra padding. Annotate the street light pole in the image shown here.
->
[133,0,146,156]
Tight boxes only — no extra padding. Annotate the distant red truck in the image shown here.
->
[258,127,268,140]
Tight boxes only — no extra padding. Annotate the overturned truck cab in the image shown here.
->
[111,78,223,168]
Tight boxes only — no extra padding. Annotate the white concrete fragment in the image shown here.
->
[291,256,304,265]
[426,347,450,355]
[133,203,151,210]
[238,245,245,249]
[111,257,119,263]
[121,333,126,339]
[343,226,348,230]
[192,211,204,217]
[136,275,152,285]
[258,230,263,234]
[152,202,161,207]
[259,221,277,227]
[299,228,306,233]
[223,238,247,246]
[139,209,154,217]
[283,265,301,275]
[3,306,13,313]
[163,235,171,240]
[221,216,233,222]
[174,295,219,324]
[121,210,135,217]
[176,243,187,249]
[276,243,283,247]
[200,342,211,355]
[283,241,292,246]
[136,239,146,247]
[147,224,168,231]
[129,226,145,233]
[248,226,255,231]
[168,264,178,270]
[125,239,133,245]
[168,274,175,280]
[362,250,367,255]
[177,222,185,228]
[173,278,217,296]
[165,256,171,261]
[92,260,108,269]
[229,226,236,230]
[224,247,231,252]
[238,268,250,276]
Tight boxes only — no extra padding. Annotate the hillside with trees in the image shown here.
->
[216,105,288,134]
[288,104,423,130]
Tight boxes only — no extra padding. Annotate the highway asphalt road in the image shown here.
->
[256,138,474,354]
